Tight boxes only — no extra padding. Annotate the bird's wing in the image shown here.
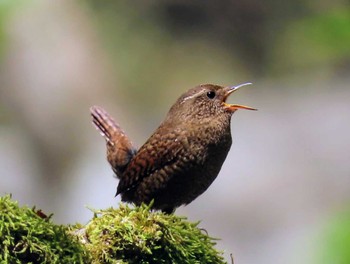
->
[116,128,197,196]
[90,106,137,177]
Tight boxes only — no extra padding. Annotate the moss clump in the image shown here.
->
[75,203,226,264]
[0,195,227,263]
[0,195,90,263]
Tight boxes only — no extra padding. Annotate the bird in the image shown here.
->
[90,83,256,214]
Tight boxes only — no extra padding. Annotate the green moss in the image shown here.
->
[74,203,226,264]
[0,195,226,263]
[0,195,90,263]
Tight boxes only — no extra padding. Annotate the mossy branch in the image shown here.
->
[0,195,227,263]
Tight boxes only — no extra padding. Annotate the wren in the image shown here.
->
[91,83,256,213]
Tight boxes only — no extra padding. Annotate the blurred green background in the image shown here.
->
[0,1,349,263]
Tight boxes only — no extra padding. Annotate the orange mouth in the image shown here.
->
[223,82,257,112]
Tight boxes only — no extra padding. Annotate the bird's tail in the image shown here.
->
[90,106,137,177]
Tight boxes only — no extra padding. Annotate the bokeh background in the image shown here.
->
[1,1,350,263]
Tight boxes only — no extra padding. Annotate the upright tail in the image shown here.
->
[90,106,137,177]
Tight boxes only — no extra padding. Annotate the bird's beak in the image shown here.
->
[223,82,257,112]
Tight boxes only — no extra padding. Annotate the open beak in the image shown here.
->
[223,82,257,112]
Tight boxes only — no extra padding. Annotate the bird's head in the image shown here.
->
[165,83,257,125]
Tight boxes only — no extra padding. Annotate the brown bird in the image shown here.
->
[90,83,256,213]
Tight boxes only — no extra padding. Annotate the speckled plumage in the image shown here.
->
[91,83,256,213]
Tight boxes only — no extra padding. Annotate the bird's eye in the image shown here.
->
[206,91,216,99]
